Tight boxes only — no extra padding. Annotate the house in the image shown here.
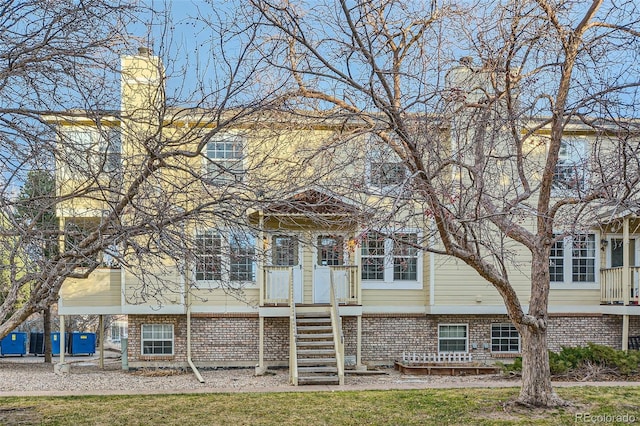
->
[50,49,640,385]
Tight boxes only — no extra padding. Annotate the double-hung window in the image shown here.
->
[195,231,222,281]
[195,230,256,284]
[552,138,588,193]
[438,324,468,353]
[365,136,409,191]
[63,126,121,177]
[205,133,245,185]
[550,234,597,286]
[361,231,421,289]
[141,324,173,355]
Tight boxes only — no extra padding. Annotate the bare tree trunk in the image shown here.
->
[518,325,563,406]
[516,248,565,407]
[43,307,51,363]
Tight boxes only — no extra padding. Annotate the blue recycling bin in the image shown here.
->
[68,332,96,356]
[1,332,27,356]
[51,332,67,355]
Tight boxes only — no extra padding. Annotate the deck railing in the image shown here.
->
[262,265,360,306]
[329,265,360,305]
[262,266,293,305]
[600,266,640,304]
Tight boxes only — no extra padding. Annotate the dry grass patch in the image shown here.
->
[0,386,639,425]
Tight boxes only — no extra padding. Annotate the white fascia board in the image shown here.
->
[122,305,186,315]
[58,306,123,315]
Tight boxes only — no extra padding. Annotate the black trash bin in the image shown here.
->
[29,332,44,355]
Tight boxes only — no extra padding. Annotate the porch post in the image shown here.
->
[256,316,266,375]
[622,217,630,350]
[99,315,104,369]
[356,315,363,370]
[59,314,65,364]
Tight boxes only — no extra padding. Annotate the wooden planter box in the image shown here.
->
[394,360,501,376]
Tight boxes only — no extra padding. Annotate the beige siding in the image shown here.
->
[361,289,428,308]
[433,254,531,306]
[189,286,260,309]
[549,289,601,306]
[60,269,121,308]
[123,266,183,306]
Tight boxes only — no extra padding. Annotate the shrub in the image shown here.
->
[500,343,640,377]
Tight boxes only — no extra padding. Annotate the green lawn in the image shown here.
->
[1,387,639,425]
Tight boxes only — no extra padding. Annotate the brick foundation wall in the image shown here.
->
[126,313,629,368]
[546,314,621,351]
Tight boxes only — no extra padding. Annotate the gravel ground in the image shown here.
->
[0,350,522,396]
[2,351,639,396]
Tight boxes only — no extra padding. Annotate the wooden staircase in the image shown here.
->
[295,311,340,385]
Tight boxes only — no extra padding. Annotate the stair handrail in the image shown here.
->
[329,269,345,385]
[289,268,299,385]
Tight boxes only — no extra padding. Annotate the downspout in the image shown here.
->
[179,213,203,383]
[187,288,205,383]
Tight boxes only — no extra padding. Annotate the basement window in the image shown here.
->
[141,324,174,355]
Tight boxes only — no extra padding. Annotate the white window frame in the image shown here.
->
[109,321,128,343]
[194,229,257,288]
[551,137,589,195]
[204,132,245,185]
[141,324,174,356]
[62,126,121,176]
[490,323,520,353]
[364,136,409,191]
[550,233,600,290]
[438,323,468,353]
[361,230,422,290]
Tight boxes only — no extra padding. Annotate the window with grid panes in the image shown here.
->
[141,324,173,355]
[491,323,520,353]
[195,231,222,281]
[549,238,564,282]
[552,138,588,192]
[549,234,596,284]
[229,232,256,281]
[393,233,418,281]
[370,162,407,187]
[438,324,468,353]
[317,236,344,266]
[205,133,244,184]
[361,232,385,280]
[572,234,596,282]
[272,236,298,266]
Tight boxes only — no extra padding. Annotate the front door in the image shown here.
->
[313,235,346,303]
[272,235,303,303]
[610,238,636,267]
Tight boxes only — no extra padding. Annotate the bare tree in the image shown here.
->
[248,0,640,406]
[0,2,289,340]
